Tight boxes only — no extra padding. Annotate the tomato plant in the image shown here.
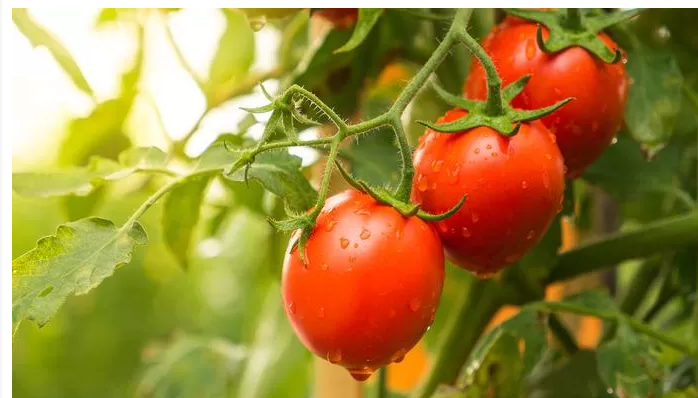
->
[10,7,698,398]
[413,109,565,276]
[282,190,444,380]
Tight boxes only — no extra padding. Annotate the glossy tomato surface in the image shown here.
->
[412,109,565,277]
[464,19,628,178]
[282,190,444,381]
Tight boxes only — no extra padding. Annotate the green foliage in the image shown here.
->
[163,177,211,269]
[12,218,147,333]
[335,9,385,53]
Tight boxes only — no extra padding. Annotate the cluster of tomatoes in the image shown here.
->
[282,13,628,381]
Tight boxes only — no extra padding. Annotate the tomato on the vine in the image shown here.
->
[313,8,358,29]
[464,18,628,178]
[282,190,444,381]
[412,109,565,277]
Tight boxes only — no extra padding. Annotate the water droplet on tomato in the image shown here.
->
[431,159,444,172]
[288,302,296,314]
[349,255,356,262]
[545,153,552,160]
[471,213,480,223]
[321,263,329,271]
[543,173,550,189]
[474,148,481,154]
[360,229,372,240]
[526,230,535,240]
[317,306,325,319]
[491,152,498,158]
[550,134,557,144]
[438,223,448,234]
[348,367,373,381]
[409,298,422,312]
[461,227,471,238]
[447,166,460,184]
[327,349,342,364]
[395,228,403,239]
[486,144,492,150]
[525,39,536,60]
[417,174,428,192]
[340,238,350,249]
[325,219,337,232]
[431,182,437,190]
[353,242,359,248]
[391,349,407,363]
[354,208,371,216]
[521,180,528,189]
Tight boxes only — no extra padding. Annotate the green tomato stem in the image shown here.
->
[375,367,388,398]
[411,278,503,398]
[548,211,698,283]
[562,8,583,31]
[548,314,579,354]
[455,30,505,116]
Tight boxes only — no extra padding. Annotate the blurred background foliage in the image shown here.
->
[11,7,698,398]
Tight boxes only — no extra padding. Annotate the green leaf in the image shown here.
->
[12,218,147,333]
[528,350,610,398]
[597,324,664,398]
[163,177,211,270]
[461,332,525,397]
[194,142,242,173]
[334,9,384,53]
[12,8,95,99]
[625,47,684,152]
[225,150,317,212]
[136,332,246,398]
[12,147,168,198]
[206,8,255,105]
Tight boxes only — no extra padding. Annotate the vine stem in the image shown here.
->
[454,27,504,115]
[375,367,387,398]
[121,177,182,229]
[532,301,696,355]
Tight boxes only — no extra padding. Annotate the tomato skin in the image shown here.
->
[282,190,444,379]
[464,21,628,178]
[313,8,358,30]
[412,109,565,276]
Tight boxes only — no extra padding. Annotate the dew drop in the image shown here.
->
[471,212,480,223]
[431,159,444,172]
[417,175,429,192]
[526,230,535,240]
[486,144,492,150]
[354,208,371,216]
[360,229,372,240]
[288,302,296,314]
[409,298,422,312]
[395,228,403,239]
[461,227,471,238]
[611,136,618,145]
[525,39,536,59]
[491,152,498,158]
[353,242,359,248]
[348,367,373,381]
[391,349,407,363]
[474,148,481,154]
[325,219,337,232]
[431,182,437,190]
[545,153,552,160]
[438,223,449,234]
[543,174,550,189]
[321,263,329,271]
[340,238,350,249]
[317,306,326,319]
[447,166,460,184]
[327,349,342,364]
[521,180,528,189]
[550,134,557,144]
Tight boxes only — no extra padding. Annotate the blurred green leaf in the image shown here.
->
[194,142,242,173]
[12,8,95,99]
[206,9,255,105]
[225,150,317,212]
[528,350,610,398]
[12,218,147,334]
[163,177,211,270]
[597,324,664,398]
[95,8,138,26]
[625,46,684,152]
[136,332,246,398]
[335,9,384,53]
[461,332,525,398]
[278,10,309,69]
[13,147,168,198]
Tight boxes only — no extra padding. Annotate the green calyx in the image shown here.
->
[504,8,644,64]
[334,160,467,222]
[419,76,573,136]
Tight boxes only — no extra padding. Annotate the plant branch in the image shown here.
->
[548,314,579,355]
[548,211,698,283]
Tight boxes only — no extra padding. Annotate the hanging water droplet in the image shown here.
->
[461,227,471,238]
[391,349,407,364]
[248,15,267,32]
[525,39,536,60]
[340,238,350,249]
[409,298,422,312]
[348,367,373,381]
[327,349,342,364]
[360,229,371,240]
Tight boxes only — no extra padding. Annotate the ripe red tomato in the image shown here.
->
[313,8,358,29]
[282,190,444,381]
[412,109,565,277]
[464,19,628,178]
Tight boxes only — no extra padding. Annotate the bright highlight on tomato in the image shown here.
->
[282,190,444,381]
[412,109,565,277]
